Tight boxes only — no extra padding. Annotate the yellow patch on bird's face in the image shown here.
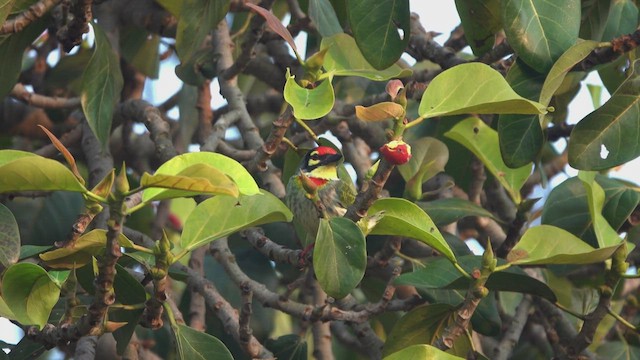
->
[306,165,338,180]
[308,158,320,166]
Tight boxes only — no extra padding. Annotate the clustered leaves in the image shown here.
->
[0,0,640,359]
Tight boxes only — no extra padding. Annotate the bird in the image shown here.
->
[285,146,356,248]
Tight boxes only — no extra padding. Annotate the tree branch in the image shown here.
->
[0,0,61,35]
[223,0,275,79]
[568,246,627,357]
[10,83,81,108]
[187,246,207,332]
[309,270,334,360]
[238,282,257,358]
[122,228,274,359]
[242,227,304,266]
[407,13,466,70]
[114,99,178,163]
[493,295,532,360]
[573,28,640,72]
[56,0,93,52]
[345,158,395,222]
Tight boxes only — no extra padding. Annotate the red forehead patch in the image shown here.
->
[315,146,337,155]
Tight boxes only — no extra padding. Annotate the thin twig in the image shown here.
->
[493,295,533,360]
[188,246,207,332]
[114,99,178,163]
[242,228,304,266]
[122,228,274,359]
[223,0,276,79]
[238,282,256,357]
[309,270,334,360]
[0,0,62,35]
[11,83,81,108]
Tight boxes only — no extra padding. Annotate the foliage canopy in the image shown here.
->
[0,0,640,359]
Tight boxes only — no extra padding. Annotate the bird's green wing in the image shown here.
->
[336,163,357,206]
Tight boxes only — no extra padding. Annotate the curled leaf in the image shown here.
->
[355,102,405,121]
[245,3,298,57]
[38,125,84,185]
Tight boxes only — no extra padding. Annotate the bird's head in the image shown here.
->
[300,146,342,181]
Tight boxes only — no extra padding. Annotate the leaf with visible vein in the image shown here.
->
[81,23,124,149]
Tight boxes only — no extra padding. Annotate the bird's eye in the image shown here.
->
[310,154,320,160]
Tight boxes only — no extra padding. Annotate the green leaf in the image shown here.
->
[498,60,545,168]
[175,46,218,86]
[542,175,639,247]
[568,59,640,170]
[384,345,464,360]
[419,63,548,118]
[178,85,199,147]
[321,33,412,80]
[0,295,15,320]
[587,84,603,109]
[383,304,471,357]
[2,263,61,329]
[155,0,181,16]
[20,245,52,260]
[0,151,86,193]
[142,152,259,202]
[175,0,228,63]
[113,263,147,305]
[284,69,335,120]
[140,163,240,200]
[538,40,601,126]
[0,17,47,98]
[347,0,410,70]
[502,0,581,73]
[111,308,144,356]
[395,255,557,302]
[81,23,124,149]
[111,265,150,356]
[601,0,638,42]
[397,137,449,200]
[578,171,623,248]
[7,191,83,247]
[368,198,456,262]
[44,46,92,94]
[174,323,233,360]
[419,198,497,226]
[47,270,70,287]
[579,0,611,41]
[120,26,160,79]
[309,0,342,37]
[445,117,532,204]
[39,229,134,269]
[0,203,20,267]
[314,217,366,299]
[180,191,293,252]
[0,149,36,165]
[454,0,501,56]
[265,335,307,360]
[596,341,640,360]
[0,0,14,25]
[506,225,623,265]
[598,54,630,95]
[430,294,496,337]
